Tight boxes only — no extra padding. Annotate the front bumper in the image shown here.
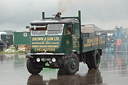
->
[26,52,65,58]
[28,53,65,56]
[26,52,66,68]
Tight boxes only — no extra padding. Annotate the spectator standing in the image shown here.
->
[0,40,4,52]
[116,38,122,52]
[6,41,10,49]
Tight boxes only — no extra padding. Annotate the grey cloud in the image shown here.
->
[0,0,128,31]
[0,0,58,31]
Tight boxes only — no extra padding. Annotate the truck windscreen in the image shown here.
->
[47,24,64,35]
[31,24,64,36]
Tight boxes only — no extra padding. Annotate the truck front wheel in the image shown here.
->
[27,58,42,75]
[64,53,79,75]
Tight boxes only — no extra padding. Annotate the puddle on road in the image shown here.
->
[27,69,103,85]
[0,53,128,85]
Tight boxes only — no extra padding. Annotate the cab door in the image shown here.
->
[63,24,73,53]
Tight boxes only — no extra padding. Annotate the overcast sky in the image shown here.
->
[0,0,128,31]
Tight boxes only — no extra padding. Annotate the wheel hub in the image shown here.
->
[70,59,76,69]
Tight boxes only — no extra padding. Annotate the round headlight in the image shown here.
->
[36,58,40,62]
[52,58,56,62]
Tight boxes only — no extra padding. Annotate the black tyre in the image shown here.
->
[92,50,100,69]
[86,59,93,69]
[64,53,79,75]
[27,58,42,75]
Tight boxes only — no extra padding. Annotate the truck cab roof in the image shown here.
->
[30,18,79,26]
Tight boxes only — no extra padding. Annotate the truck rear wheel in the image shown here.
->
[86,59,93,69]
[92,50,100,69]
[64,53,79,75]
[27,58,42,75]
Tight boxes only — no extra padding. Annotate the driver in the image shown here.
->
[66,27,71,35]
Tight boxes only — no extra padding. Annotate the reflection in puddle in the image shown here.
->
[13,54,25,67]
[0,54,25,68]
[0,53,128,85]
[0,54,14,63]
[101,53,128,69]
[27,69,103,85]
[100,53,128,77]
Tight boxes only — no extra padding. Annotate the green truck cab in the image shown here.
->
[26,11,106,75]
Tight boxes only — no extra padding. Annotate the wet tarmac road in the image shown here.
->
[0,53,128,85]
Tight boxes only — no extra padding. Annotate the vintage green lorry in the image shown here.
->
[26,11,106,75]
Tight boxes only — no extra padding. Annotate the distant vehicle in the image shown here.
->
[26,11,106,75]
[0,32,7,39]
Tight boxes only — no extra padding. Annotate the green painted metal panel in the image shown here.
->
[82,36,106,52]
[62,35,73,54]
[31,35,63,53]
[14,32,30,45]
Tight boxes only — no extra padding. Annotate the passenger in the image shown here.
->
[55,12,61,19]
